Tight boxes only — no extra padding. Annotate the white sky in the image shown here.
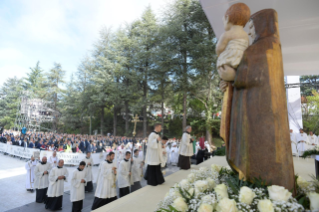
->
[0,0,168,86]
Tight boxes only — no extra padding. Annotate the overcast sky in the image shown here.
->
[0,0,167,86]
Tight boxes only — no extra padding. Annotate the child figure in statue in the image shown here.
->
[216,3,250,77]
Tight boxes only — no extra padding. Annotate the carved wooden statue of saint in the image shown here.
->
[219,8,295,192]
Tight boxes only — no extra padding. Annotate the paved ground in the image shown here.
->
[0,152,180,212]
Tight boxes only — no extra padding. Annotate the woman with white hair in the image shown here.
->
[178,126,194,170]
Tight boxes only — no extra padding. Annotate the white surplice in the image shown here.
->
[132,156,143,183]
[94,161,117,199]
[25,160,38,189]
[70,168,87,202]
[170,147,179,165]
[179,132,193,157]
[145,132,164,166]
[296,132,309,155]
[49,156,59,168]
[118,159,131,188]
[308,135,318,148]
[34,163,52,189]
[165,144,171,165]
[83,156,94,182]
[47,166,69,197]
[290,132,298,155]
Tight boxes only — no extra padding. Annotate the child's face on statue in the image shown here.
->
[223,15,233,31]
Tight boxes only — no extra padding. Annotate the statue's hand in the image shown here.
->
[218,65,236,81]
[219,80,228,93]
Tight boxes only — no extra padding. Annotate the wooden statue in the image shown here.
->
[219,8,295,192]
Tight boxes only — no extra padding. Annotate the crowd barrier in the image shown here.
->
[0,143,107,165]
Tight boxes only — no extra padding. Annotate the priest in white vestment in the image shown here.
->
[91,152,117,210]
[49,151,59,168]
[70,161,87,212]
[170,142,179,166]
[45,159,69,210]
[34,156,51,203]
[25,156,38,192]
[178,126,194,170]
[165,141,171,165]
[290,129,298,155]
[144,123,165,186]
[308,131,318,148]
[161,136,169,168]
[296,129,309,156]
[131,149,144,192]
[83,152,94,192]
[118,151,132,197]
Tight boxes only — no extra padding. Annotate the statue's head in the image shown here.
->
[224,3,250,31]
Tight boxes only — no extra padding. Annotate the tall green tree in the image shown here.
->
[24,61,47,98]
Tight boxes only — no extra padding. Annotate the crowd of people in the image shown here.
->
[1,125,217,211]
[290,128,318,156]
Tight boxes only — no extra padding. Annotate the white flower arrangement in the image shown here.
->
[155,164,318,212]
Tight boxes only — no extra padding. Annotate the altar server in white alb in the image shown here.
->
[178,126,194,170]
[25,156,38,192]
[290,129,298,155]
[118,151,132,197]
[34,156,51,203]
[91,152,117,210]
[170,142,179,166]
[49,151,59,167]
[70,161,87,212]
[83,152,94,192]
[308,131,318,147]
[144,123,165,186]
[45,159,69,211]
[131,149,144,192]
[296,129,309,156]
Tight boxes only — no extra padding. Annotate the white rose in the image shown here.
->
[267,185,292,202]
[179,179,190,190]
[214,184,228,200]
[257,199,274,212]
[188,173,196,183]
[211,164,222,172]
[172,197,188,212]
[239,186,256,204]
[216,198,238,212]
[195,180,209,192]
[206,178,216,190]
[297,176,310,189]
[308,192,319,211]
[198,203,214,212]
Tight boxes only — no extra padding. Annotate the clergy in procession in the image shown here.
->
[131,149,144,192]
[83,152,94,192]
[34,156,51,203]
[296,129,309,156]
[144,123,165,186]
[91,152,117,210]
[45,159,69,210]
[178,126,194,170]
[308,131,318,147]
[118,151,132,197]
[70,161,87,212]
[25,156,38,192]
[49,151,59,167]
[170,142,179,166]
[290,129,298,155]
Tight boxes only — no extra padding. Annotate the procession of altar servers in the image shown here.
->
[24,140,184,211]
[290,129,318,156]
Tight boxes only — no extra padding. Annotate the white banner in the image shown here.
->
[0,143,7,153]
[5,145,40,159]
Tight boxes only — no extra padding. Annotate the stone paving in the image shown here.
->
[0,152,180,212]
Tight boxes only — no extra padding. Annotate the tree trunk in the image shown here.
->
[113,106,117,136]
[161,82,165,135]
[125,101,129,135]
[183,91,187,130]
[89,113,92,135]
[100,106,104,135]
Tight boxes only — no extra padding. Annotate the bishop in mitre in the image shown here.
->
[45,159,69,210]
[34,156,51,203]
[70,161,87,212]
[91,152,117,210]
[25,156,38,192]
